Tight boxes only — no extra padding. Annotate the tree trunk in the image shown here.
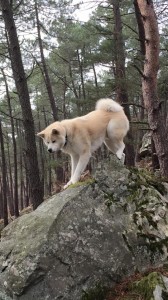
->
[134,0,146,162]
[0,119,8,227]
[16,119,24,210]
[6,136,14,213]
[77,49,86,101]
[134,0,146,56]
[0,177,3,219]
[2,68,19,217]
[0,0,43,209]
[34,0,65,183]
[137,0,168,177]
[112,0,135,166]
[69,63,79,99]
[34,0,58,121]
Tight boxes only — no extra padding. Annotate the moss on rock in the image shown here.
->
[131,272,165,300]
[101,167,168,258]
[69,178,96,188]
[81,283,107,300]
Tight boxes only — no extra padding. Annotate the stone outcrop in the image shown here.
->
[0,156,167,300]
[139,132,152,158]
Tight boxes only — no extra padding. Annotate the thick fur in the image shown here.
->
[37,98,129,189]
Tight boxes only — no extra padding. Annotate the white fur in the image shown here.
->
[96,98,123,112]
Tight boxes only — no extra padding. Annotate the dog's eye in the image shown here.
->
[52,141,56,143]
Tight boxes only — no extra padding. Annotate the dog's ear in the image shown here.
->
[52,129,59,135]
[37,132,45,139]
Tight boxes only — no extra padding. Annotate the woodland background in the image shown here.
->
[0,0,168,226]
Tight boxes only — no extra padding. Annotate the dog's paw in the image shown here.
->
[63,181,72,189]
[120,153,125,164]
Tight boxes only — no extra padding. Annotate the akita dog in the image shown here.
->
[37,98,129,189]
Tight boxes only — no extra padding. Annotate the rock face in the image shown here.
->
[0,156,168,300]
[139,132,152,158]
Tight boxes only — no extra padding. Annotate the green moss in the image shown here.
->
[131,272,165,300]
[108,271,168,300]
[103,167,166,216]
[126,171,161,204]
[69,178,96,188]
[129,168,167,196]
[102,167,168,257]
[104,168,164,207]
[104,192,116,209]
[81,283,107,300]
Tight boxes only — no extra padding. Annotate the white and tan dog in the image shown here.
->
[37,98,129,189]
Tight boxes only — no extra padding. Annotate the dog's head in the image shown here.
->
[37,123,66,153]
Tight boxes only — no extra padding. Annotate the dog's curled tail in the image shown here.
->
[95,98,123,112]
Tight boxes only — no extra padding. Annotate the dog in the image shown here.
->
[37,98,129,189]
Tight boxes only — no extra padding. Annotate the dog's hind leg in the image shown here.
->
[104,139,116,155]
[104,139,125,161]
[116,141,125,160]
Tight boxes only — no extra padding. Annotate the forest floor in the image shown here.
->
[106,267,168,300]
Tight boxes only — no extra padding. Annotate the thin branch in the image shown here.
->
[0,109,23,122]
[132,64,147,80]
[26,60,36,80]
[13,0,24,11]
[122,21,138,35]
[122,102,145,109]
[130,121,149,125]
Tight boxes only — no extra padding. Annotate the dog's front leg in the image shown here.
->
[64,152,90,189]
[70,154,79,178]
[71,152,91,184]
[64,154,79,189]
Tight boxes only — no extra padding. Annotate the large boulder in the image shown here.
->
[0,156,168,300]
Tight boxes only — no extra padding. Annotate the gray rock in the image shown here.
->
[0,155,168,300]
[0,292,12,300]
[139,132,152,158]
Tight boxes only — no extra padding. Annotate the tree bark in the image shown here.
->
[69,63,79,99]
[77,49,86,101]
[6,136,14,214]
[34,0,65,183]
[34,0,58,121]
[0,0,43,209]
[134,0,146,162]
[2,68,19,217]
[0,119,8,227]
[137,0,168,177]
[112,0,135,166]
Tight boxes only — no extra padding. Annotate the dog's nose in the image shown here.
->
[48,148,53,153]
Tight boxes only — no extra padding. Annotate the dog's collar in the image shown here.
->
[64,134,68,148]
